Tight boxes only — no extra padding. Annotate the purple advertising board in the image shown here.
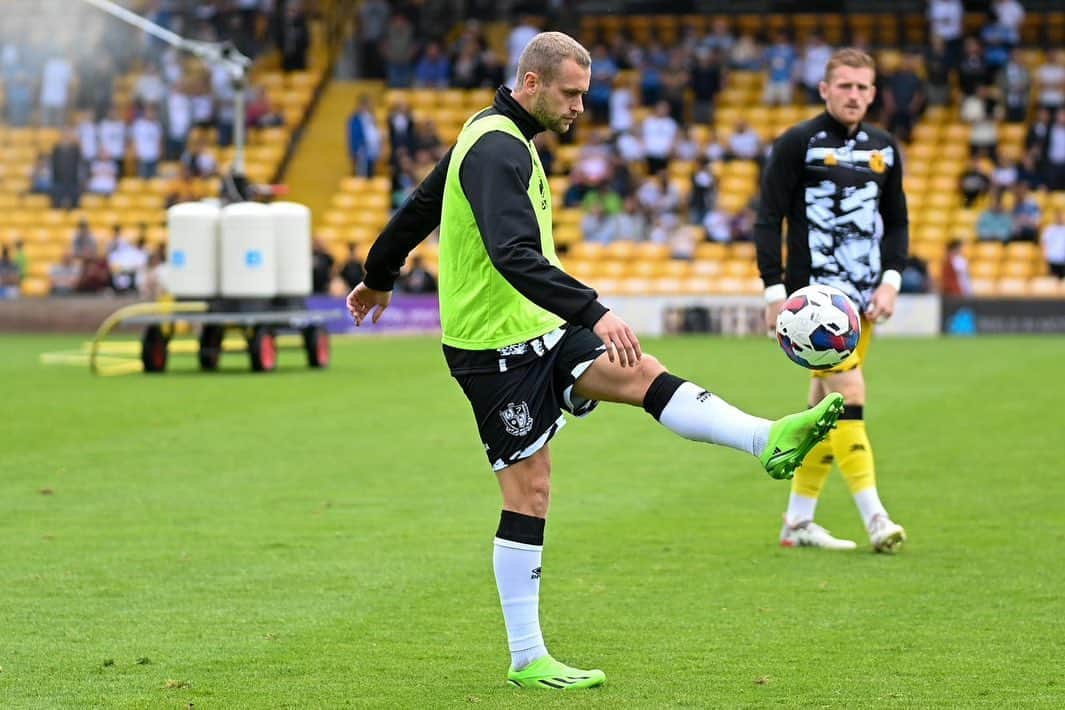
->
[306,294,440,335]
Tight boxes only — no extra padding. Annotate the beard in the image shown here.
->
[531,93,569,134]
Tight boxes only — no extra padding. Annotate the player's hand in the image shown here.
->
[346,282,391,326]
[865,283,898,323]
[593,311,642,368]
[765,299,785,337]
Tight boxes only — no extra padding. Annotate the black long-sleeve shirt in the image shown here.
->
[754,111,909,310]
[363,86,608,368]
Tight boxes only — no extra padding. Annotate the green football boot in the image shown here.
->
[760,393,845,480]
[506,655,606,690]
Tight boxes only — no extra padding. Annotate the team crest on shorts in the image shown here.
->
[500,401,534,436]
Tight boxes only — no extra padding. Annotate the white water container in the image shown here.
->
[220,202,277,297]
[167,202,220,298]
[269,201,312,296]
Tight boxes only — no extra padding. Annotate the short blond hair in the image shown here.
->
[515,31,591,85]
[824,48,876,83]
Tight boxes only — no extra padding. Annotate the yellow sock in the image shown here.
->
[791,435,834,499]
[834,418,877,495]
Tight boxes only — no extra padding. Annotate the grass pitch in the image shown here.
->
[2,333,1063,708]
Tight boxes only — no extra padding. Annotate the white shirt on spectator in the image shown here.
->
[1043,223,1065,264]
[642,115,678,159]
[1048,124,1065,164]
[1036,62,1065,108]
[616,131,644,163]
[79,119,98,160]
[728,129,761,159]
[166,91,192,140]
[40,56,73,108]
[928,0,963,41]
[191,93,213,124]
[132,117,162,161]
[801,43,833,89]
[993,0,1025,33]
[703,208,732,242]
[609,86,634,133]
[135,72,166,106]
[99,119,127,158]
[87,157,118,195]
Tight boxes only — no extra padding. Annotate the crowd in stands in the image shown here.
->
[0,0,310,299]
[342,1,1065,297]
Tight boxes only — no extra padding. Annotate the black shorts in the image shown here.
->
[453,326,606,471]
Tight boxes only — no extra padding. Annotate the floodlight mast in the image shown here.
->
[79,0,253,196]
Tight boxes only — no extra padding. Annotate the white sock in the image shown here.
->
[785,493,818,526]
[493,538,548,671]
[853,487,888,529]
[657,382,771,456]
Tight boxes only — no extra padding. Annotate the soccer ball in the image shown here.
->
[775,284,861,370]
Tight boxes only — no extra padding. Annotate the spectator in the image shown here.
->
[277,3,311,73]
[961,85,1001,160]
[661,48,691,122]
[574,130,613,188]
[689,47,725,125]
[702,205,733,243]
[673,125,699,162]
[762,31,796,106]
[78,111,99,162]
[0,246,20,298]
[927,0,964,71]
[212,62,236,146]
[49,253,82,295]
[992,0,1025,48]
[701,17,735,56]
[799,33,832,105]
[190,77,214,130]
[883,53,925,143]
[641,101,678,174]
[1017,148,1044,190]
[475,49,504,89]
[387,99,416,164]
[727,120,762,161]
[1010,183,1041,242]
[636,170,681,217]
[86,149,119,196]
[51,129,84,210]
[40,53,74,126]
[958,37,989,97]
[588,44,618,124]
[451,40,483,90]
[976,194,1013,242]
[414,42,451,89]
[999,49,1031,123]
[165,80,193,160]
[615,195,649,242]
[411,120,443,159]
[71,220,98,261]
[990,155,1019,192]
[1026,107,1052,155]
[607,73,636,134]
[940,239,972,296]
[131,106,163,178]
[398,256,437,293]
[580,183,622,216]
[924,36,952,107]
[311,239,334,294]
[533,133,555,177]
[1042,210,1065,279]
[107,230,146,293]
[245,86,284,128]
[77,54,115,119]
[4,69,34,127]
[347,96,382,177]
[30,153,53,195]
[382,14,417,88]
[139,247,169,300]
[1043,110,1065,190]
[11,239,27,282]
[689,156,717,223]
[133,64,166,107]
[730,205,757,242]
[1035,49,1065,114]
[980,20,1012,74]
[339,243,365,289]
[729,32,761,71]
[900,255,930,293]
[505,15,539,88]
[614,127,645,166]
[98,107,128,178]
[356,0,389,79]
[580,201,620,245]
[182,139,218,178]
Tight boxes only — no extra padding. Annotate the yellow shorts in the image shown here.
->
[812,315,872,377]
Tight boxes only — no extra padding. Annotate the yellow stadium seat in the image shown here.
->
[972,241,1004,261]
[970,260,1000,279]
[1029,276,1063,296]
[1005,242,1038,262]
[695,242,727,261]
[633,242,670,262]
[1001,260,1033,278]
[996,277,1027,296]
[604,241,637,261]
[691,259,723,276]
[568,242,604,261]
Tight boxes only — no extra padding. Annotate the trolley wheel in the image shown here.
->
[141,325,169,373]
[198,325,224,371]
[303,325,330,368]
[248,326,277,372]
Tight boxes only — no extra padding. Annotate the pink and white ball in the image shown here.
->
[775,284,862,370]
